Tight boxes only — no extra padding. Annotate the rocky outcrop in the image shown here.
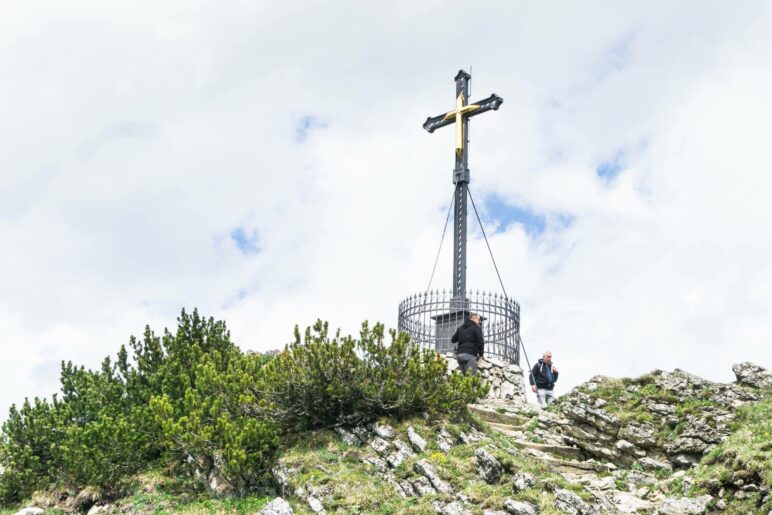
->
[543,365,769,472]
[259,497,295,515]
[474,447,503,484]
[732,361,772,389]
[503,499,537,515]
[268,362,769,515]
[445,354,527,401]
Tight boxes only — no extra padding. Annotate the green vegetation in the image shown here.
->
[695,390,772,514]
[0,311,486,510]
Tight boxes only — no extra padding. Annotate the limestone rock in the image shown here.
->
[415,459,452,493]
[512,472,536,492]
[12,509,44,515]
[437,428,455,452]
[618,422,657,448]
[411,475,436,496]
[671,454,701,468]
[474,448,503,484]
[656,494,712,514]
[334,427,361,446]
[371,422,396,440]
[351,426,371,443]
[554,488,594,514]
[361,456,390,474]
[259,497,295,515]
[561,397,621,435]
[370,436,391,456]
[86,505,111,515]
[272,463,295,496]
[387,439,415,468]
[503,499,537,515]
[408,426,427,453]
[665,437,710,456]
[638,456,672,471]
[400,480,416,497]
[732,362,772,389]
[615,439,645,458]
[436,501,472,515]
[307,496,325,514]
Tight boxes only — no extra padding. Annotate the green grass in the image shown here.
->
[693,390,772,514]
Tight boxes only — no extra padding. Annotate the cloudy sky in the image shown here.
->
[2,1,771,418]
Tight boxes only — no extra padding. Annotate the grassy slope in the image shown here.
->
[3,385,769,514]
[695,391,772,514]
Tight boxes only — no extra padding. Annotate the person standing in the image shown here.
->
[530,351,558,406]
[451,313,484,376]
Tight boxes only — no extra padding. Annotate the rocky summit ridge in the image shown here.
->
[259,361,770,515]
[8,362,771,515]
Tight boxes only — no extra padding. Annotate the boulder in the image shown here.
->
[351,426,371,443]
[615,439,645,458]
[437,428,455,452]
[334,427,361,446]
[408,426,427,452]
[306,495,326,515]
[371,422,396,440]
[503,499,537,515]
[618,422,657,449]
[656,494,712,514]
[732,362,772,389]
[307,496,325,514]
[436,501,472,515]
[474,448,503,484]
[370,436,392,456]
[512,472,536,492]
[400,480,416,497]
[638,457,672,471]
[554,489,594,514]
[665,437,710,456]
[387,439,415,468]
[415,459,452,493]
[410,476,436,496]
[259,497,295,515]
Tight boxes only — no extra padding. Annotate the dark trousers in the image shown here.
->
[456,353,478,376]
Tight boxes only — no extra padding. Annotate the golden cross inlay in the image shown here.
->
[442,93,480,156]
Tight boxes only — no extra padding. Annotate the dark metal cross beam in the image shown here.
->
[423,70,503,299]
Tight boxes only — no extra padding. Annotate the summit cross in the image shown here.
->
[423,70,503,299]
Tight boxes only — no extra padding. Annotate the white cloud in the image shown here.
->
[1,1,771,417]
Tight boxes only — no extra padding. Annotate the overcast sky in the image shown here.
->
[2,1,771,418]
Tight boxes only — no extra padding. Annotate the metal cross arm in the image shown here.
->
[422,93,504,134]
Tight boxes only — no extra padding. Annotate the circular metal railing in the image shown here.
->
[397,289,520,364]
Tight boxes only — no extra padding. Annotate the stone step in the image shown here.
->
[468,404,530,426]
[488,421,530,433]
[508,439,585,460]
[521,448,614,472]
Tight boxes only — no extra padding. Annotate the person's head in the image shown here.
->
[469,313,481,326]
[542,351,553,364]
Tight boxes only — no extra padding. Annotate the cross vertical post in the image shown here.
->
[423,70,503,301]
[453,70,470,300]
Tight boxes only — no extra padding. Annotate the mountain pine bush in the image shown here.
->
[0,311,485,505]
[252,320,487,431]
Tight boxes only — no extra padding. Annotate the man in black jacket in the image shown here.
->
[451,313,484,376]
[529,350,558,406]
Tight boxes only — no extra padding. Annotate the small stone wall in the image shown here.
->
[444,353,526,402]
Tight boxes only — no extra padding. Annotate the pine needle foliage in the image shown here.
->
[252,320,488,431]
[0,312,484,506]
